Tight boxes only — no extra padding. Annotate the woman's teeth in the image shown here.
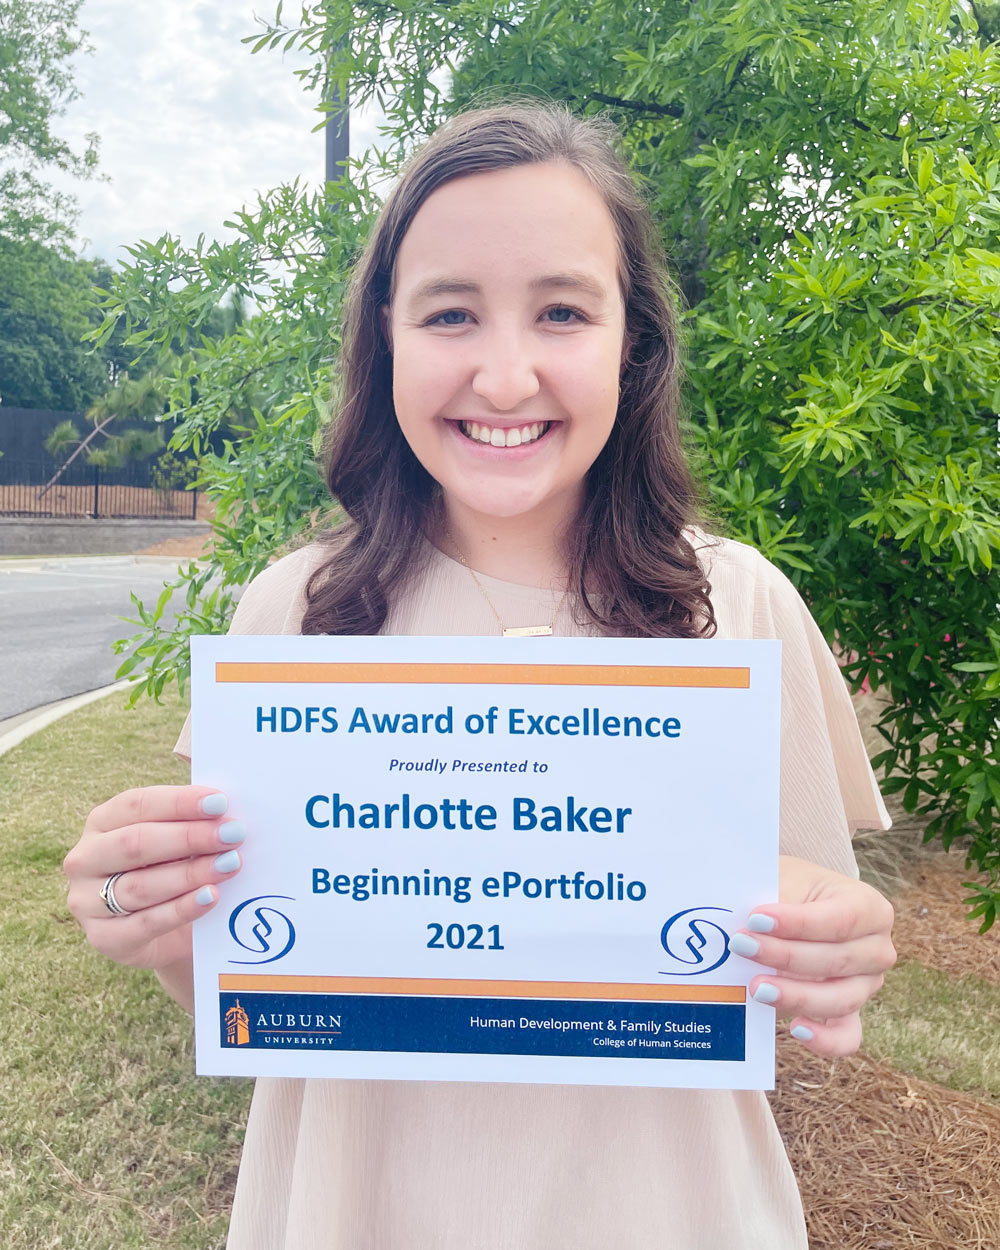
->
[459,421,549,447]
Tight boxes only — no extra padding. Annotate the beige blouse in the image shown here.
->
[176,534,889,1250]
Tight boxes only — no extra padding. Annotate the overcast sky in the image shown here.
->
[51,1,387,263]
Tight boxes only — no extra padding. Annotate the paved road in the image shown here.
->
[0,557,194,721]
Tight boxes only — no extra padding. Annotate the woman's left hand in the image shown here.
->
[731,855,897,1057]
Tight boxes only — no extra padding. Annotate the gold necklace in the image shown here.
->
[445,530,571,637]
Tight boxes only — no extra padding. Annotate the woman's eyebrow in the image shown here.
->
[404,272,609,307]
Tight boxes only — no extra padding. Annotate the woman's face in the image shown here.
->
[384,161,628,533]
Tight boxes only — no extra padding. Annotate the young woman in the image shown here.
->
[65,101,895,1249]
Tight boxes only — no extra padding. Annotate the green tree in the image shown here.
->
[103,0,1000,926]
[0,0,99,245]
[40,373,168,479]
[0,234,109,408]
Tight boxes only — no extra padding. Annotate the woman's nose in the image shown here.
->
[470,330,540,410]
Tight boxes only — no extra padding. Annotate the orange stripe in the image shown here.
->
[218,973,745,1004]
[215,661,749,689]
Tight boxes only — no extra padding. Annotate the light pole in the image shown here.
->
[325,74,349,183]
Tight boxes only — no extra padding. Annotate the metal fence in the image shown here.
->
[0,459,199,520]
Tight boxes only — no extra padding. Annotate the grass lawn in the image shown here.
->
[0,689,250,1250]
[863,962,1000,1101]
[1,689,998,1247]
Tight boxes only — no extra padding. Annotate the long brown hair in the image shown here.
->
[301,100,716,639]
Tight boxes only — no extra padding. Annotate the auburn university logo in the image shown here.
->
[225,999,250,1046]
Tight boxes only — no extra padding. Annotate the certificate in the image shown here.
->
[191,634,780,1089]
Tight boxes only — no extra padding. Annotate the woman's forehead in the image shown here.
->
[390,163,623,301]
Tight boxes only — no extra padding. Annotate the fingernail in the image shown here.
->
[752,982,779,1005]
[201,793,228,816]
[218,820,246,845]
[214,850,240,873]
[195,886,215,905]
[748,913,776,933]
[790,1025,814,1042]
[729,933,760,958]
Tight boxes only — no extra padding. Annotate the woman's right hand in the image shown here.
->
[63,785,245,977]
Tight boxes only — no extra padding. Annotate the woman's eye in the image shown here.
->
[545,306,584,324]
[428,310,469,326]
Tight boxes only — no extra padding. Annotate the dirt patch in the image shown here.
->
[136,531,215,559]
[771,1032,1000,1249]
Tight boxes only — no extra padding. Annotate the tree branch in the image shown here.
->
[879,294,939,316]
[851,117,901,141]
[583,91,683,119]
[931,223,953,251]
[877,295,998,319]
[851,115,953,144]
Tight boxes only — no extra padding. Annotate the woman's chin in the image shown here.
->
[440,482,583,530]
[444,494,546,523]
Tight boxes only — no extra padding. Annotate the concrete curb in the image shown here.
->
[0,681,131,759]
[0,554,205,571]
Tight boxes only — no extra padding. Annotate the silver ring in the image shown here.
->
[100,871,132,917]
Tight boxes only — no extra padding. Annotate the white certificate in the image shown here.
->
[191,634,780,1089]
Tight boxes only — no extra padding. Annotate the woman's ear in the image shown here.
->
[380,304,393,353]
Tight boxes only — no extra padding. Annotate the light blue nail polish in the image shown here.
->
[748,913,776,933]
[790,1025,814,1042]
[214,849,240,873]
[729,933,760,958]
[201,793,228,816]
[195,886,214,905]
[218,820,246,845]
[752,983,779,1005]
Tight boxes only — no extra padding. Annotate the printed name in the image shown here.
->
[304,793,633,833]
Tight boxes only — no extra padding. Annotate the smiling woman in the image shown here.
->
[302,105,713,641]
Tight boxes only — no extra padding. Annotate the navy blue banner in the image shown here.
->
[219,992,745,1061]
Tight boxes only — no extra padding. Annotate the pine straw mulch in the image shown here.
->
[889,855,1000,985]
[771,1033,1000,1250]
[770,855,1000,1249]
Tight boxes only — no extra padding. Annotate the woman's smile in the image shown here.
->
[456,419,553,448]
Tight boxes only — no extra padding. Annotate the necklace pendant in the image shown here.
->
[502,624,553,637]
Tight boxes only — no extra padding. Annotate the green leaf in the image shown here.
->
[966,782,987,822]
[917,149,933,193]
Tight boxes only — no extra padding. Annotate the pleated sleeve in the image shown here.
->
[172,544,326,763]
[722,542,892,875]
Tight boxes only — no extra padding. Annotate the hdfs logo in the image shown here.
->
[228,895,296,965]
[659,906,732,976]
